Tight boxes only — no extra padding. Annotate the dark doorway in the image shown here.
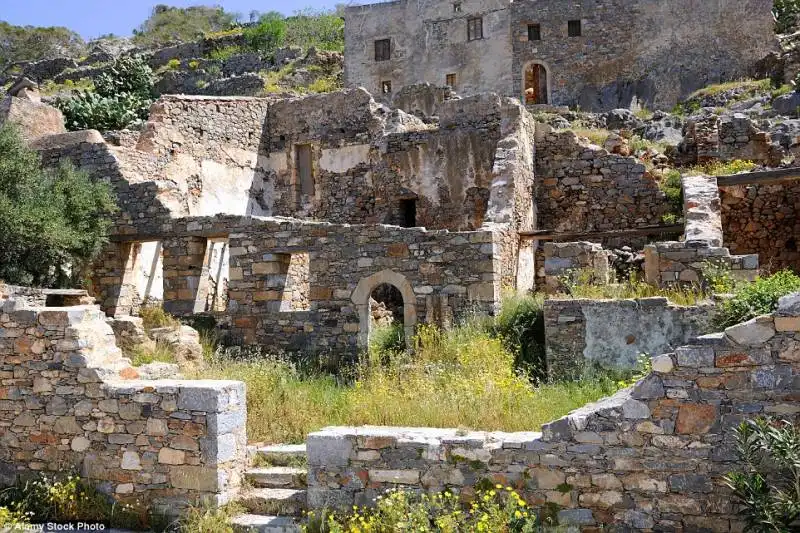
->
[399,198,417,228]
[369,283,405,352]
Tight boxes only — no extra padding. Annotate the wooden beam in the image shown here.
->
[518,225,684,241]
[716,167,800,187]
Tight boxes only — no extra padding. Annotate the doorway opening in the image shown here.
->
[524,63,549,105]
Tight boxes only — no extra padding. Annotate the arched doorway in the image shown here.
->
[524,63,549,105]
[351,270,417,350]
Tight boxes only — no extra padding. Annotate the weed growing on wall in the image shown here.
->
[711,270,800,330]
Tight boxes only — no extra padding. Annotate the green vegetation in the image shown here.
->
[725,419,800,532]
[207,45,243,61]
[0,21,85,69]
[567,127,611,146]
[491,292,546,379]
[178,502,243,533]
[194,297,623,444]
[774,0,800,34]
[686,79,772,101]
[659,168,683,218]
[140,303,181,332]
[306,487,538,532]
[284,9,345,53]
[132,4,238,47]
[243,12,287,54]
[711,270,800,331]
[558,269,708,306]
[129,340,178,366]
[40,77,95,96]
[690,159,757,177]
[0,124,116,287]
[56,55,154,131]
[0,474,156,530]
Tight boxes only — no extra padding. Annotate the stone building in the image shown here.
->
[344,0,777,110]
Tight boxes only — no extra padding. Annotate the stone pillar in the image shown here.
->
[163,236,209,316]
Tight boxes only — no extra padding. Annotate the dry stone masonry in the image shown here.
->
[307,293,800,531]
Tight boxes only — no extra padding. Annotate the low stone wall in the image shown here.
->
[0,300,246,510]
[721,179,800,274]
[543,297,710,380]
[542,242,610,294]
[644,174,758,286]
[306,293,800,531]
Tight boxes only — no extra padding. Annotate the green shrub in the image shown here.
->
[660,169,683,217]
[188,60,200,70]
[711,270,800,331]
[0,506,30,529]
[691,159,757,177]
[129,340,177,366]
[492,293,546,379]
[166,58,181,70]
[0,124,117,287]
[179,502,242,533]
[139,304,180,332]
[207,45,242,61]
[132,5,238,47]
[244,12,287,53]
[306,487,537,532]
[306,76,340,94]
[725,418,800,532]
[774,0,800,34]
[56,55,154,131]
[285,9,345,52]
[368,321,405,357]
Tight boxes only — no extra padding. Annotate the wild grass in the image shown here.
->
[688,159,757,177]
[686,79,772,100]
[194,298,621,444]
[139,303,180,332]
[566,127,611,146]
[129,340,177,366]
[557,269,709,306]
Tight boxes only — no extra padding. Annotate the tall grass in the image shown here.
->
[194,303,620,444]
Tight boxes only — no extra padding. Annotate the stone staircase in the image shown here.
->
[232,444,308,533]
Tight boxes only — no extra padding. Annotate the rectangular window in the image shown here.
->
[400,199,417,228]
[568,20,582,37]
[381,80,392,94]
[295,144,314,198]
[527,24,541,41]
[467,17,483,41]
[374,38,391,61]
[453,2,462,12]
[446,73,457,88]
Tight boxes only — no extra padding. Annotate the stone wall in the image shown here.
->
[0,299,247,510]
[644,174,759,287]
[306,292,800,531]
[345,0,775,110]
[534,124,669,232]
[543,297,710,380]
[542,242,610,294]
[344,0,514,102]
[92,215,504,359]
[721,179,800,274]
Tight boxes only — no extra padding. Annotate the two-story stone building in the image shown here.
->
[344,0,777,110]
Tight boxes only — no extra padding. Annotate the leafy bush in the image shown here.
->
[368,322,405,357]
[711,270,800,330]
[0,506,30,529]
[774,0,800,34]
[660,169,683,219]
[691,159,757,177]
[244,12,287,53]
[166,58,181,71]
[725,419,800,532]
[306,76,341,94]
[0,124,117,287]
[0,21,85,69]
[306,487,537,533]
[56,55,154,131]
[139,303,180,332]
[285,9,345,52]
[207,45,243,61]
[57,91,148,131]
[492,293,546,379]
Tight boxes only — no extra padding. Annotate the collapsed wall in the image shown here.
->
[0,293,246,509]
[307,293,800,531]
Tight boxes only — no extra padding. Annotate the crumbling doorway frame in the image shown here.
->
[523,61,551,105]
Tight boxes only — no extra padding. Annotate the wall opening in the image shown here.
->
[257,252,311,312]
[204,238,230,312]
[295,144,314,200]
[467,17,483,41]
[399,198,417,228]
[446,73,457,88]
[568,20,582,37]
[524,63,549,105]
[381,80,392,94]
[132,241,164,305]
[527,23,541,41]
[369,283,406,350]
[352,270,417,351]
[375,39,391,61]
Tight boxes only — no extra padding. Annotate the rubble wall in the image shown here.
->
[534,124,669,232]
[0,301,247,509]
[721,180,800,274]
[307,293,800,531]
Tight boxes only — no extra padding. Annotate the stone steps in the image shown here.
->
[233,444,309,531]
[238,488,307,516]
[245,467,307,488]
[230,513,300,533]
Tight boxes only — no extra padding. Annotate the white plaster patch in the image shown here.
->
[319,144,371,173]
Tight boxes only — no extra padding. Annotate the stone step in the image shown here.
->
[231,514,301,533]
[249,444,307,467]
[238,488,307,517]
[245,467,307,488]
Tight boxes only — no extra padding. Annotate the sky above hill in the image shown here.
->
[2,0,344,39]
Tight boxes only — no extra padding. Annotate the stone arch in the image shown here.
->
[523,60,551,105]
[351,269,417,349]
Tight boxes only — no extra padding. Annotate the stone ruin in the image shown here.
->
[0,80,799,530]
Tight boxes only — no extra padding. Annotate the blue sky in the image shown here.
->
[2,1,344,39]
